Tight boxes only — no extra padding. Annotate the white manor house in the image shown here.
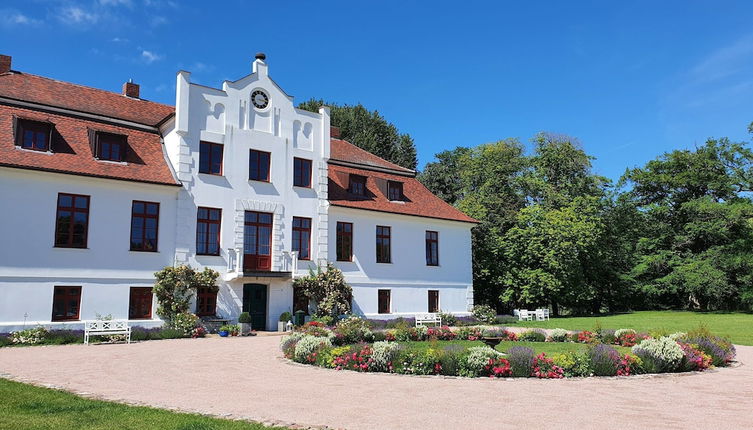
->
[0,53,477,332]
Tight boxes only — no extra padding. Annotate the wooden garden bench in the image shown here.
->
[84,320,131,345]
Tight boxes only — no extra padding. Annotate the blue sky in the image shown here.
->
[2,0,753,179]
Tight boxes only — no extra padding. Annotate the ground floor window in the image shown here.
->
[378,289,391,314]
[196,287,217,316]
[293,287,309,315]
[128,287,153,319]
[428,290,439,313]
[52,286,81,321]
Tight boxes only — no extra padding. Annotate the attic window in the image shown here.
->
[349,174,367,196]
[387,181,404,201]
[94,131,126,162]
[16,119,52,152]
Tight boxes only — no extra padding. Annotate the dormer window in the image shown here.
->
[16,119,51,152]
[95,132,126,162]
[349,174,367,196]
[388,180,404,201]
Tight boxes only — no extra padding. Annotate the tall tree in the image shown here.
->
[621,138,753,310]
[297,99,417,170]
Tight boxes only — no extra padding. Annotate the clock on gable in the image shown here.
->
[251,89,269,109]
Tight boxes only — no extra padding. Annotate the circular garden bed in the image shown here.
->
[281,317,737,378]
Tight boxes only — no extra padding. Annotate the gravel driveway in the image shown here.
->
[1,336,751,429]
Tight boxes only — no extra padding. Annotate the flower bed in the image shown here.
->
[281,319,736,379]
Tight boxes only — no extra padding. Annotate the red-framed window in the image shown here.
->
[130,201,159,252]
[51,286,81,321]
[16,119,51,151]
[243,211,273,271]
[293,157,312,188]
[196,207,221,255]
[95,132,126,162]
[336,222,353,262]
[55,193,90,248]
[388,180,403,201]
[196,287,217,316]
[428,290,439,313]
[426,230,439,266]
[292,216,311,260]
[378,289,391,314]
[128,287,153,319]
[199,141,223,175]
[376,225,391,263]
[249,149,271,182]
[348,174,367,196]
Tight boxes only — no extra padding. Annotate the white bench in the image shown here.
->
[84,320,131,345]
[415,313,442,327]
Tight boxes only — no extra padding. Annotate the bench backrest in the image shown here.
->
[85,320,129,331]
[416,313,440,322]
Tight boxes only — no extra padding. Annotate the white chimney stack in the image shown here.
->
[253,52,268,77]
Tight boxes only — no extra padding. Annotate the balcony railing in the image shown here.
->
[226,248,298,279]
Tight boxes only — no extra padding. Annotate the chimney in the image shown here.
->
[0,55,11,74]
[122,79,140,98]
[330,126,340,138]
[253,52,268,76]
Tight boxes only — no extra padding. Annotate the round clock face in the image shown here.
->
[251,90,269,109]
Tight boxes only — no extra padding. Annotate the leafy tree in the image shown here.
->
[297,99,417,169]
[293,263,353,318]
[622,138,753,310]
[417,147,471,205]
[153,265,219,322]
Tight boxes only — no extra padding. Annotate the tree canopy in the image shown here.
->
[297,99,417,170]
[420,125,753,314]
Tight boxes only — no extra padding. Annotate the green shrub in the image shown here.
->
[460,346,501,377]
[158,328,185,339]
[519,329,546,342]
[332,315,373,345]
[437,311,457,327]
[311,315,335,327]
[280,332,306,358]
[549,328,570,342]
[170,312,200,337]
[551,352,592,377]
[45,330,82,345]
[0,335,12,347]
[239,312,252,324]
[397,349,440,375]
[293,335,332,363]
[278,311,292,322]
[471,305,497,324]
[631,337,684,373]
[495,315,517,325]
[371,341,400,372]
[372,331,387,342]
[598,329,617,345]
[10,326,48,345]
[439,346,467,376]
[385,317,408,329]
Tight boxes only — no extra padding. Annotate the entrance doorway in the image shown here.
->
[242,283,267,330]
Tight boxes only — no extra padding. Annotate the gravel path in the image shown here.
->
[1,336,751,429]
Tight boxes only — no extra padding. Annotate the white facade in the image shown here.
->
[0,55,474,333]
[0,168,178,332]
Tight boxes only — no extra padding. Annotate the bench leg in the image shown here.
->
[84,333,88,345]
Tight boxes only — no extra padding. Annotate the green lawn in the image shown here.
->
[0,378,288,430]
[509,310,753,345]
[401,340,632,355]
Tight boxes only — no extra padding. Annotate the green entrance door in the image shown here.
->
[242,283,267,330]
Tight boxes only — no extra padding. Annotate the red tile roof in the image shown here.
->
[0,72,174,127]
[328,139,478,224]
[0,104,179,186]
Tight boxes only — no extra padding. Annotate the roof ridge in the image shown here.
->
[16,71,174,109]
[330,137,414,173]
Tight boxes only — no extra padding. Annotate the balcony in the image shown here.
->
[225,248,297,281]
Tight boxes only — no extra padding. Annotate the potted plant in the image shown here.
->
[278,311,292,332]
[238,312,252,335]
[229,324,240,336]
[218,324,231,337]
